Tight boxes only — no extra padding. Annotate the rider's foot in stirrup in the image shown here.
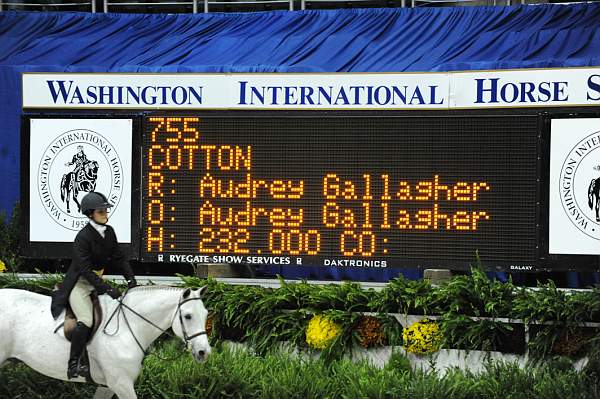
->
[67,359,79,379]
[78,363,89,376]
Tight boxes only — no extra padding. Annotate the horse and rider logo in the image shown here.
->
[61,145,100,213]
[36,128,124,231]
[559,130,600,240]
[588,166,600,223]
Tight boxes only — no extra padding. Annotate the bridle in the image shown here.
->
[177,296,209,342]
[103,289,207,360]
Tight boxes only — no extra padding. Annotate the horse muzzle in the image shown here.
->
[193,347,211,362]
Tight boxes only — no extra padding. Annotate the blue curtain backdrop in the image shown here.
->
[2,4,600,283]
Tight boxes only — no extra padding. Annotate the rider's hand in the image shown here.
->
[107,287,121,299]
[127,278,137,289]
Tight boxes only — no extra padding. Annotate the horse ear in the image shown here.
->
[183,288,191,299]
[196,285,207,297]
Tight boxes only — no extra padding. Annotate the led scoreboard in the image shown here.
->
[141,115,539,269]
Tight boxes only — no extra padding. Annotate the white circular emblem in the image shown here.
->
[559,130,600,240]
[37,128,124,231]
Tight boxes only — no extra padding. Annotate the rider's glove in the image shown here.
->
[127,278,137,289]
[107,287,121,299]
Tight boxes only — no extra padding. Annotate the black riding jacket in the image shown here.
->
[50,223,135,319]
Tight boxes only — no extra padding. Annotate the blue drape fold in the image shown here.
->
[1,5,599,284]
[2,5,600,72]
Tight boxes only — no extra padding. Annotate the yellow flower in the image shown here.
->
[0,260,6,273]
[306,315,341,349]
[402,319,442,355]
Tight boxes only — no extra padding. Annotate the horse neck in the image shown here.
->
[118,288,181,349]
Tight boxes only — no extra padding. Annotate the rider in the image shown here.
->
[65,145,88,175]
[50,191,137,379]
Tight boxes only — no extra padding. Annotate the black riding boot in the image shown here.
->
[67,322,91,379]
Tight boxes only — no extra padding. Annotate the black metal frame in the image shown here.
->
[20,112,142,261]
[20,107,600,272]
[536,110,600,272]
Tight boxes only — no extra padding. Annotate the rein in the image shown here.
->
[102,289,207,361]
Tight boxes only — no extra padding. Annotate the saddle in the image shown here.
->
[53,284,103,342]
[52,284,104,385]
[64,295,103,342]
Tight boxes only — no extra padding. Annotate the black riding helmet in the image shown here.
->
[80,192,113,217]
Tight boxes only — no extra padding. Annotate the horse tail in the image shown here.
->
[589,179,596,209]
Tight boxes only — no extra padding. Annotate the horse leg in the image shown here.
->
[65,188,71,214]
[93,386,115,399]
[67,190,72,213]
[74,188,81,212]
[0,338,9,367]
[596,192,600,222]
[106,377,137,399]
[64,173,72,213]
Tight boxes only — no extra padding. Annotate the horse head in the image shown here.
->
[85,160,99,180]
[172,287,211,362]
[78,161,99,191]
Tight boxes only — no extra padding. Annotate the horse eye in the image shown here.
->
[184,315,192,320]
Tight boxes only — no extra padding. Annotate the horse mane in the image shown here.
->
[127,285,184,294]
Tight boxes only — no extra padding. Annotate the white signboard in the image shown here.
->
[29,119,132,243]
[450,69,600,109]
[22,72,449,110]
[550,118,600,254]
[21,68,600,110]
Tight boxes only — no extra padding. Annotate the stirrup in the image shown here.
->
[67,360,80,379]
[78,363,89,376]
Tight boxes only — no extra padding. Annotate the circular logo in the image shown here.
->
[37,128,124,231]
[559,130,600,240]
